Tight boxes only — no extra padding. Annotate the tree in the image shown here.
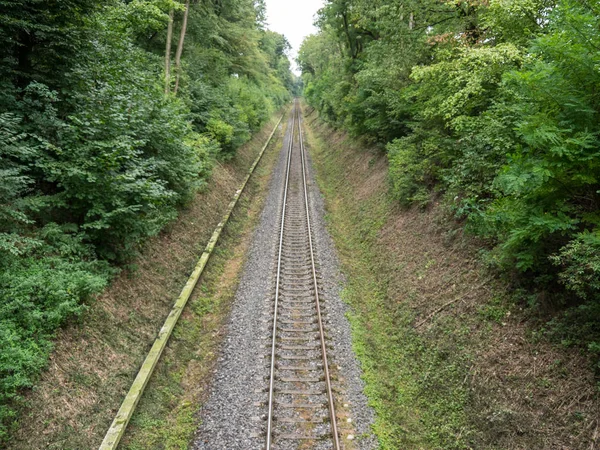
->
[165,7,174,94]
[174,0,190,95]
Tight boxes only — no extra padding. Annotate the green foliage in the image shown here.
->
[387,130,448,208]
[481,1,600,276]
[173,0,291,156]
[410,44,523,125]
[482,0,554,45]
[0,113,34,237]
[53,17,203,259]
[206,117,236,153]
[0,0,293,439]
[0,224,110,440]
[551,232,600,301]
[302,0,600,367]
[0,0,101,85]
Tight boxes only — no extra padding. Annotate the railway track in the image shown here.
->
[263,100,341,450]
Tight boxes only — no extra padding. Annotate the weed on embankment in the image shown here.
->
[302,104,599,450]
[6,113,286,450]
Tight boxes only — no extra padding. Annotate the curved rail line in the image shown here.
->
[265,100,341,449]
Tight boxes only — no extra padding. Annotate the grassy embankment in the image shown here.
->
[8,110,288,450]
[302,104,599,450]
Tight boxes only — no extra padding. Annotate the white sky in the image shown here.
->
[265,0,325,74]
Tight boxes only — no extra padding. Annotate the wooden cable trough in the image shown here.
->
[99,113,284,450]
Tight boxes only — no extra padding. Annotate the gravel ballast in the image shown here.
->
[193,108,377,450]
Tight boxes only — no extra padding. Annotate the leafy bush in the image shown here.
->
[0,225,110,439]
[0,0,292,439]
[410,44,523,126]
[387,130,449,207]
[551,232,600,300]
[301,0,600,363]
[476,1,600,276]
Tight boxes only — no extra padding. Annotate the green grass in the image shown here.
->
[304,117,474,449]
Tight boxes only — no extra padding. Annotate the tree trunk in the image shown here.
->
[173,0,190,95]
[164,8,174,95]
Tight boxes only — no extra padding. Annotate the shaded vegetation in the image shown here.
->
[304,106,599,450]
[0,0,292,439]
[299,0,600,372]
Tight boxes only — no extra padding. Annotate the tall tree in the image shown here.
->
[165,7,174,94]
[174,0,190,95]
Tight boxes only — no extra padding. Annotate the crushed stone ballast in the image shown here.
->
[193,100,377,450]
[99,113,284,450]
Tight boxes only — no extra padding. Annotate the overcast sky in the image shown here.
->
[265,0,325,74]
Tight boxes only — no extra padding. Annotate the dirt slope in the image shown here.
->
[303,105,599,450]
[7,113,285,450]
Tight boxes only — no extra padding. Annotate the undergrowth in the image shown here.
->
[304,114,473,449]
[119,115,285,450]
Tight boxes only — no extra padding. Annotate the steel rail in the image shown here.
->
[265,100,340,449]
[297,104,341,450]
[265,101,296,449]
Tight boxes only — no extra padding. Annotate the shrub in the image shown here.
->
[0,224,110,439]
[206,117,235,152]
[551,232,600,300]
[387,130,447,207]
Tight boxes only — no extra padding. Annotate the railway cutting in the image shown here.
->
[264,101,339,449]
[193,101,375,450]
